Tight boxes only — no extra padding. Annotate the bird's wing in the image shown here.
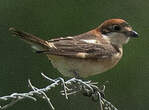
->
[42,36,118,59]
[9,28,117,59]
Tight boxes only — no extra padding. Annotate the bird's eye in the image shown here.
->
[112,25,121,31]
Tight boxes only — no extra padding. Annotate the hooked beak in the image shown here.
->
[127,30,139,38]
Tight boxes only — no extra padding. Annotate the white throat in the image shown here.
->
[102,32,130,46]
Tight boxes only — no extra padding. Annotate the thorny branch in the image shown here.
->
[0,73,118,110]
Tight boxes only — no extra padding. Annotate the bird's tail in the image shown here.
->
[9,27,50,52]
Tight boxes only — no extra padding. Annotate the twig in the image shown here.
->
[0,73,118,110]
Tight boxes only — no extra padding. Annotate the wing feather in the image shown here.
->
[45,36,117,59]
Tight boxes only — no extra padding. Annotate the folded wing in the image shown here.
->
[45,37,117,59]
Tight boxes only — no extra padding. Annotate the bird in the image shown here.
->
[9,18,138,78]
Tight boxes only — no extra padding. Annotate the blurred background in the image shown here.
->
[0,0,148,110]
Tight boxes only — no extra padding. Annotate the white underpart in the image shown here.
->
[102,32,130,46]
[81,39,97,44]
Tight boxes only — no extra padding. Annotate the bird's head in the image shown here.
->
[97,19,139,46]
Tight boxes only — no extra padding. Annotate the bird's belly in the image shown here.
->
[47,55,121,78]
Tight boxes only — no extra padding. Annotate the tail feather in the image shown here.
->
[9,27,49,51]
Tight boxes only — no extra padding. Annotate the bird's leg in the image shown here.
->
[72,70,81,79]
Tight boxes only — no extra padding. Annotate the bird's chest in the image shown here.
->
[98,52,122,72]
[48,52,122,78]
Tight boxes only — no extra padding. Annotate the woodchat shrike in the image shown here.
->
[9,19,138,78]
